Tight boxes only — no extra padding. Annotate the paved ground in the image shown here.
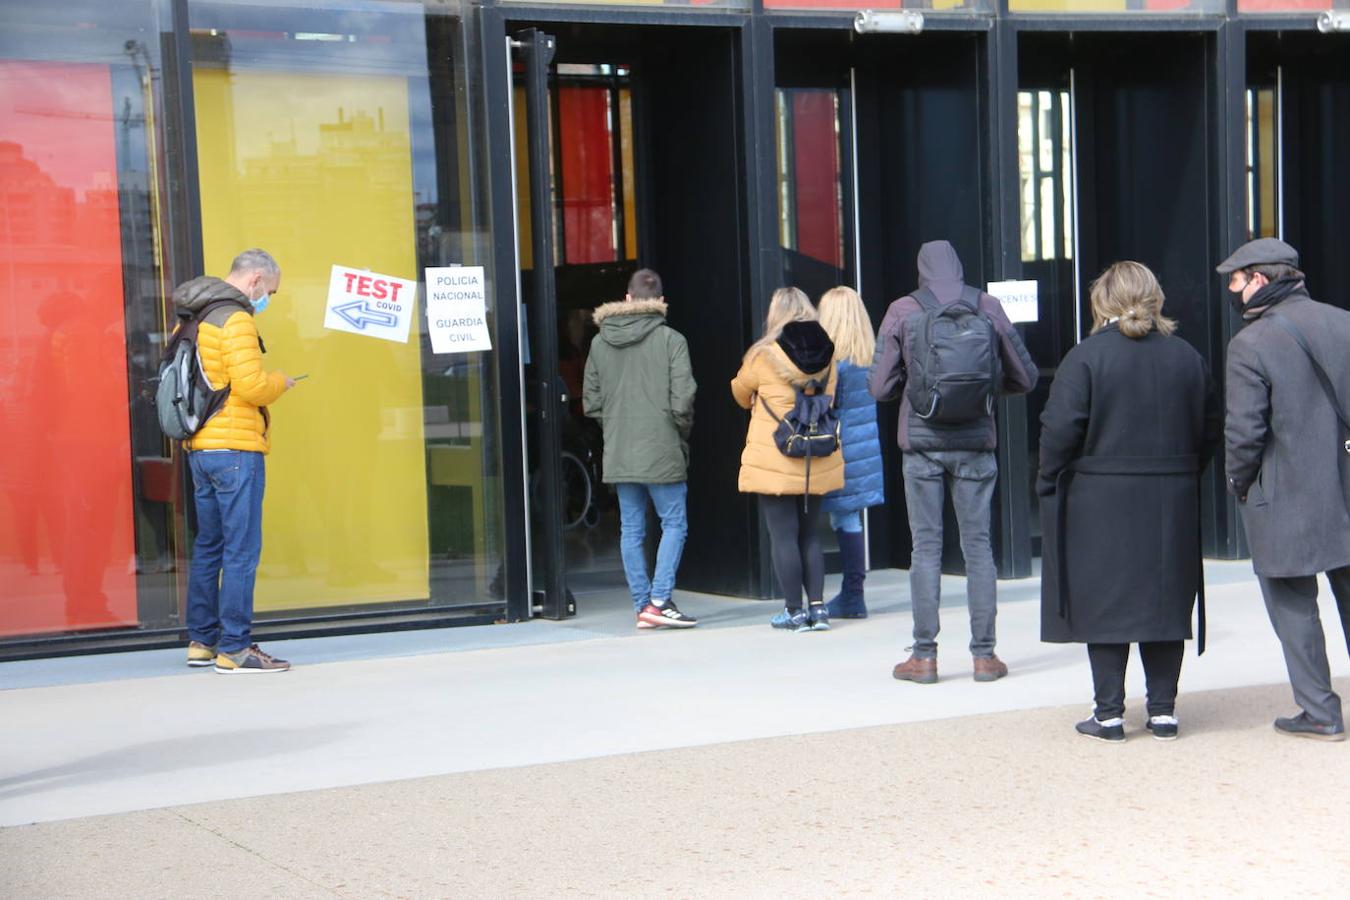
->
[2,561,1349,897]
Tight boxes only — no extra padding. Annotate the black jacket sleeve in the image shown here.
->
[1036,350,1090,497]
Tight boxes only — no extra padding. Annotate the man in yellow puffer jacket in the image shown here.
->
[177,249,295,674]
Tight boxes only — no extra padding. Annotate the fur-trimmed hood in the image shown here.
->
[592,298,668,348]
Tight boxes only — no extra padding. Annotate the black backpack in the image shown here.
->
[906,285,1001,425]
[760,378,840,503]
[155,300,236,440]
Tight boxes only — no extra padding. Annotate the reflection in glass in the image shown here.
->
[1245,85,1279,240]
[1,3,175,639]
[776,87,852,302]
[187,1,504,617]
[1016,86,1077,559]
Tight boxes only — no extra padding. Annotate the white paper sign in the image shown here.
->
[323,265,417,343]
[987,280,1039,324]
[425,266,492,354]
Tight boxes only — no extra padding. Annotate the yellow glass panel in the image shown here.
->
[513,86,535,270]
[194,68,430,610]
[1257,89,1277,239]
[620,88,637,260]
[1010,0,1126,9]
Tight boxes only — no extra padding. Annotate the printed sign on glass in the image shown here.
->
[987,280,1039,324]
[425,266,493,354]
[324,264,417,343]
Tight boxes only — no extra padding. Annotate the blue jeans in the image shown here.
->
[829,509,863,533]
[187,450,266,653]
[902,450,998,659]
[616,482,688,612]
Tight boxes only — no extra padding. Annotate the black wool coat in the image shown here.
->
[1038,325,1221,644]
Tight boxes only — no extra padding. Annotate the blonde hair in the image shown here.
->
[818,286,875,366]
[744,287,817,362]
[1089,261,1177,339]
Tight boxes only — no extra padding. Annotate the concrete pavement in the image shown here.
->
[2,561,1349,897]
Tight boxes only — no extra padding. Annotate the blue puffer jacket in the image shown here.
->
[821,360,885,514]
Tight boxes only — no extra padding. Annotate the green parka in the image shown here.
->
[583,299,696,484]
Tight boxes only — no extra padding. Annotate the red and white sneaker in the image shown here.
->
[637,615,659,629]
[638,599,698,628]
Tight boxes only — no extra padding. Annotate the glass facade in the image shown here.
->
[1,0,504,649]
[1239,0,1346,10]
[1010,0,1224,11]
[1,0,1343,653]
[1,3,178,639]
[766,0,992,12]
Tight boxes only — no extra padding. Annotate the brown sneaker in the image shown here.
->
[973,655,1008,683]
[892,655,937,684]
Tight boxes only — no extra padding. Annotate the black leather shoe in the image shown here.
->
[1273,712,1346,742]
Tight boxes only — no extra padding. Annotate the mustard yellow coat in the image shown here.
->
[730,346,844,496]
[171,276,287,454]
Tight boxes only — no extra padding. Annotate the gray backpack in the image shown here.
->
[905,285,1002,425]
[155,301,235,440]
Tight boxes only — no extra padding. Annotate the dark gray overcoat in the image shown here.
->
[1225,291,1350,577]
[1038,325,1221,644]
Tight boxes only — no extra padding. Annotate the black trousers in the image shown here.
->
[760,494,824,611]
[1086,641,1185,720]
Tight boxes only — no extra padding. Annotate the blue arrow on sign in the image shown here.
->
[333,300,398,331]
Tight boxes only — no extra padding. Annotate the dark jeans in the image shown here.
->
[1257,566,1350,728]
[761,494,824,611]
[1086,641,1185,720]
[186,450,266,653]
[902,450,998,658]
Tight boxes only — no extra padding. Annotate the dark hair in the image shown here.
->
[1245,263,1304,283]
[627,268,663,300]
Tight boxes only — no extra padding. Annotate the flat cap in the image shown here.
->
[1215,237,1299,274]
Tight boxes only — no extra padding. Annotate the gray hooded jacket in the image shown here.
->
[869,241,1038,451]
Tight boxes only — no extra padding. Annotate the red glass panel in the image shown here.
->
[558,86,617,265]
[766,0,907,7]
[0,60,138,636]
[1238,0,1330,8]
[791,92,843,269]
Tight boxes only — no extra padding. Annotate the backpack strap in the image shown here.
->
[958,284,984,313]
[757,393,784,425]
[911,286,939,312]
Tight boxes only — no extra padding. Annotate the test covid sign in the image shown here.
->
[425,266,492,354]
[324,265,417,343]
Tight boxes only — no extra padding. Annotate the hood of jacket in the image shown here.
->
[592,298,667,348]
[173,276,251,317]
[772,320,835,384]
[917,240,966,305]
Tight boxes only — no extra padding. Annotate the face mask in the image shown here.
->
[251,291,270,315]
[1226,288,1246,316]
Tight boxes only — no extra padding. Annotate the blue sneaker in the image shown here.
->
[770,608,808,630]
[805,604,831,632]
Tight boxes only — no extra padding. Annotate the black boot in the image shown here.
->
[825,528,868,619]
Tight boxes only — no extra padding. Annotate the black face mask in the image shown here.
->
[1227,287,1247,316]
